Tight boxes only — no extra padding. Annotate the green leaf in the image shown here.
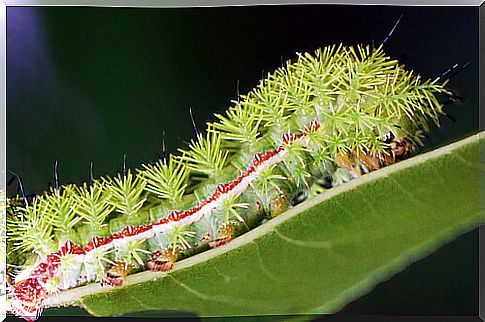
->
[43,132,483,317]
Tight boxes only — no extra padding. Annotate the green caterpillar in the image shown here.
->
[6,43,452,320]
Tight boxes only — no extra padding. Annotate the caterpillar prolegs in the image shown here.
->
[6,43,454,320]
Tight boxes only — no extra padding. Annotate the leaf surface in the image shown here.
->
[44,132,483,317]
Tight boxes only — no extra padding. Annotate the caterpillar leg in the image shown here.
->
[354,150,380,172]
[334,151,362,178]
[269,195,289,218]
[377,137,417,166]
[208,224,234,249]
[147,248,177,273]
[101,261,132,287]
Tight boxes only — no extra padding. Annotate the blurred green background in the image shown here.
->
[6,4,478,319]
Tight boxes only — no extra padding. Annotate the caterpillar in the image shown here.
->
[6,39,457,320]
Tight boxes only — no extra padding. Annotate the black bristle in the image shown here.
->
[380,14,403,48]
[445,113,457,123]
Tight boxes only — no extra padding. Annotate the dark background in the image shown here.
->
[6,4,479,319]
